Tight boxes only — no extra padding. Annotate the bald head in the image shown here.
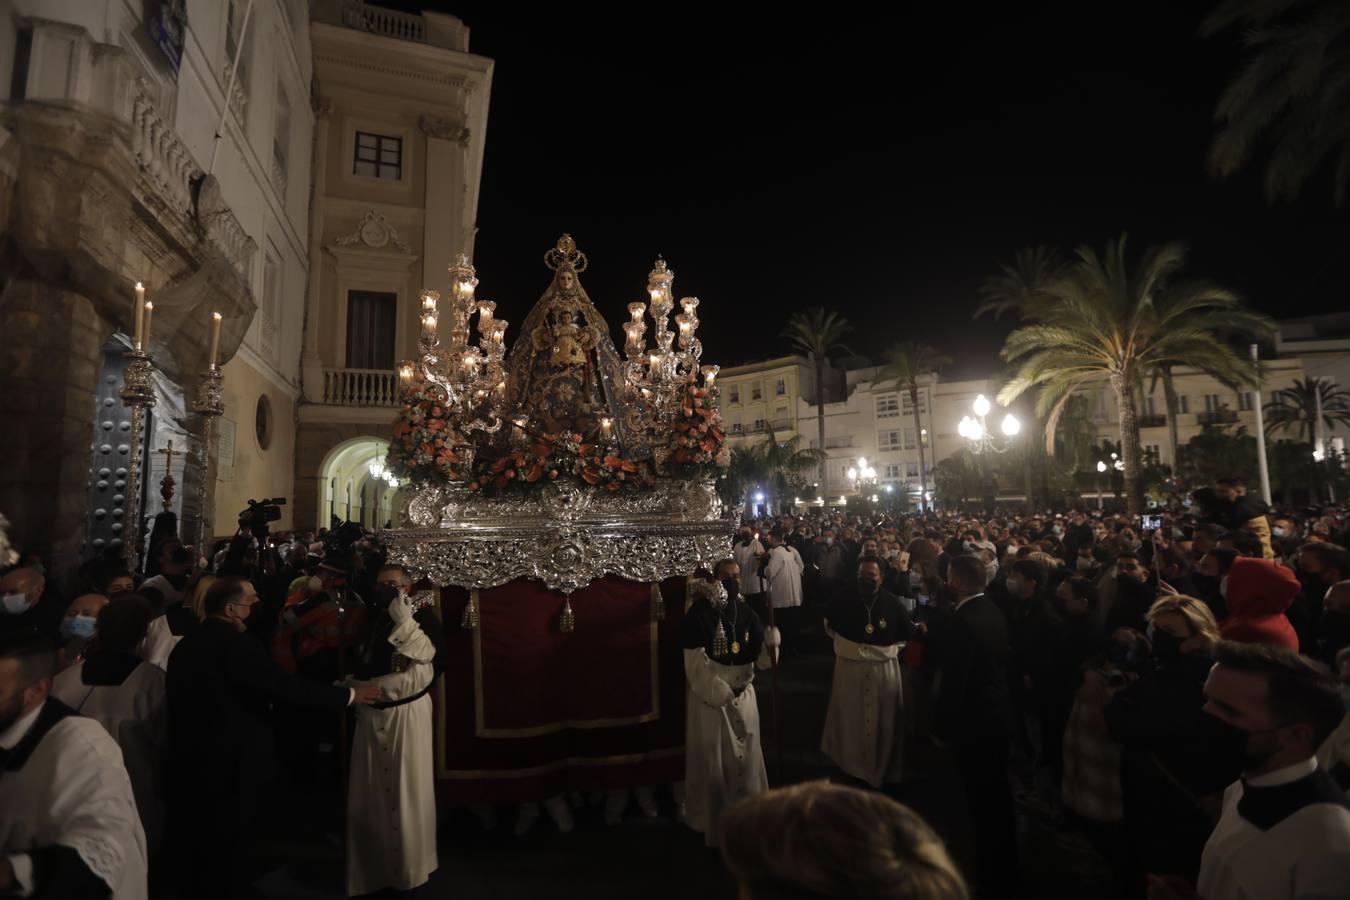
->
[65,593,109,621]
[0,567,44,613]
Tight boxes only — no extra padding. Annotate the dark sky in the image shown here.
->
[381,2,1350,377]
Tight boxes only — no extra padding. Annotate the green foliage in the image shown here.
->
[1263,377,1350,442]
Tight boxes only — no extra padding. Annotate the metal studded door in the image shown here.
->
[83,341,142,563]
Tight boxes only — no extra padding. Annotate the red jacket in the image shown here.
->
[1219,556,1300,651]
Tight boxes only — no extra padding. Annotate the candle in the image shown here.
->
[398,361,414,386]
[143,301,154,348]
[422,290,438,311]
[209,311,222,369]
[628,302,645,322]
[134,283,145,348]
[600,417,613,441]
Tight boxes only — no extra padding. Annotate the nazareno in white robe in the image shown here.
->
[683,650,769,847]
[0,710,149,900]
[821,629,905,788]
[50,660,167,853]
[346,615,439,896]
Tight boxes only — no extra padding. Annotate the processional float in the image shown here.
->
[383,235,732,800]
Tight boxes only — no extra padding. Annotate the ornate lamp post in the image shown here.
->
[957,393,1021,512]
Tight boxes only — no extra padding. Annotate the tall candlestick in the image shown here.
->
[209,312,222,370]
[143,301,154,348]
[134,283,145,348]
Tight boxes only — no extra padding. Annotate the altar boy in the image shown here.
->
[680,560,778,847]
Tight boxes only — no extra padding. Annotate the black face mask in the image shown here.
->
[373,583,401,611]
[858,577,879,596]
[721,578,740,600]
[1105,642,1135,668]
[1201,713,1280,770]
[737,534,752,546]
[1150,628,1184,662]
[170,547,192,566]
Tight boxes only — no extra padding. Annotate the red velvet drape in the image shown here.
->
[432,575,690,803]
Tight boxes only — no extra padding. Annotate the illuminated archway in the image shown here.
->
[317,436,405,529]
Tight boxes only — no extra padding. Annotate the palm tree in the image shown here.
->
[760,432,827,506]
[1204,1,1350,205]
[976,245,1063,320]
[782,308,851,484]
[1264,377,1350,442]
[997,235,1274,515]
[1150,364,1185,469]
[877,342,951,512]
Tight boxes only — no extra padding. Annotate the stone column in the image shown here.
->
[301,98,333,402]
[419,113,469,289]
[0,281,111,579]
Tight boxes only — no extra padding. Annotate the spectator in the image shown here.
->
[721,781,969,900]
[1218,556,1300,651]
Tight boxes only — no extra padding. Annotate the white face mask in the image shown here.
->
[2,592,29,615]
[825,537,834,546]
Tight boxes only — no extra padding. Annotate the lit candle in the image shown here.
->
[398,361,414,386]
[209,311,222,369]
[134,282,146,349]
[143,301,154,348]
[460,280,475,302]
[701,365,719,390]
[422,290,439,312]
[648,352,661,378]
[628,302,645,322]
[478,301,495,326]
[600,417,613,440]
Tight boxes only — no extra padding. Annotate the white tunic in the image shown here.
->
[733,538,767,595]
[346,615,439,896]
[683,650,768,847]
[763,544,804,608]
[820,631,904,787]
[1198,758,1350,900]
[0,706,148,900]
[50,661,167,852]
[137,615,180,671]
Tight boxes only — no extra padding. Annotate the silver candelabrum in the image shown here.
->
[119,348,156,572]
[190,365,224,555]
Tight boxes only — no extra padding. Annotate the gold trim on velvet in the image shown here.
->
[438,746,684,780]
[469,585,662,738]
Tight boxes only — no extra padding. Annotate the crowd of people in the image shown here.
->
[1,516,444,900]
[694,477,1350,899]
[4,476,1350,899]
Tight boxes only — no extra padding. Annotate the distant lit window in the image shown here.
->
[354,131,402,180]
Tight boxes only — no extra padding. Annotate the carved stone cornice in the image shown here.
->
[419,114,470,146]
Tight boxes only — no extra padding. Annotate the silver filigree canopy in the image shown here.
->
[385,480,735,594]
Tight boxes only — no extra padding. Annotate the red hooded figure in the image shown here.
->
[1219,556,1301,651]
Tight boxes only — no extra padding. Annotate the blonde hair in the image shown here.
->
[721,781,969,900]
[1146,594,1220,643]
[188,574,216,622]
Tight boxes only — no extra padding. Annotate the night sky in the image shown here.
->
[379,2,1350,377]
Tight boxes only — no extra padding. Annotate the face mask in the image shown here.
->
[1273,527,1289,538]
[2,593,29,615]
[1052,525,1064,536]
[1149,625,1184,662]
[171,547,192,565]
[825,537,834,546]
[985,562,999,581]
[1202,713,1284,769]
[61,615,98,640]
[857,577,878,596]
[738,534,752,546]
[721,577,741,599]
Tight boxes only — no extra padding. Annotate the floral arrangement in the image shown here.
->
[667,376,729,470]
[388,376,469,484]
[470,431,652,494]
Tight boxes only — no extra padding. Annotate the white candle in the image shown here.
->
[143,301,154,348]
[209,311,222,369]
[600,417,613,440]
[134,283,145,349]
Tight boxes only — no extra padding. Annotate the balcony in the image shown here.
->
[1266,406,1300,423]
[336,0,426,41]
[1137,414,1167,428]
[322,368,401,407]
[1198,410,1239,426]
[824,436,856,449]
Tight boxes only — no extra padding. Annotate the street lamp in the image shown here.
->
[847,456,877,494]
[958,394,1021,454]
[1095,459,1107,510]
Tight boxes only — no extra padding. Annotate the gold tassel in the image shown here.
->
[712,620,728,657]
[651,583,665,621]
[461,591,479,630]
[559,597,575,633]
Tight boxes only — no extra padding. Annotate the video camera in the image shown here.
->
[239,497,286,539]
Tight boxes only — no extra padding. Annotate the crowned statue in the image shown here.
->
[504,236,628,442]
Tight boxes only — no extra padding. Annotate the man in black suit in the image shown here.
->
[165,577,379,900]
[920,553,1019,898]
